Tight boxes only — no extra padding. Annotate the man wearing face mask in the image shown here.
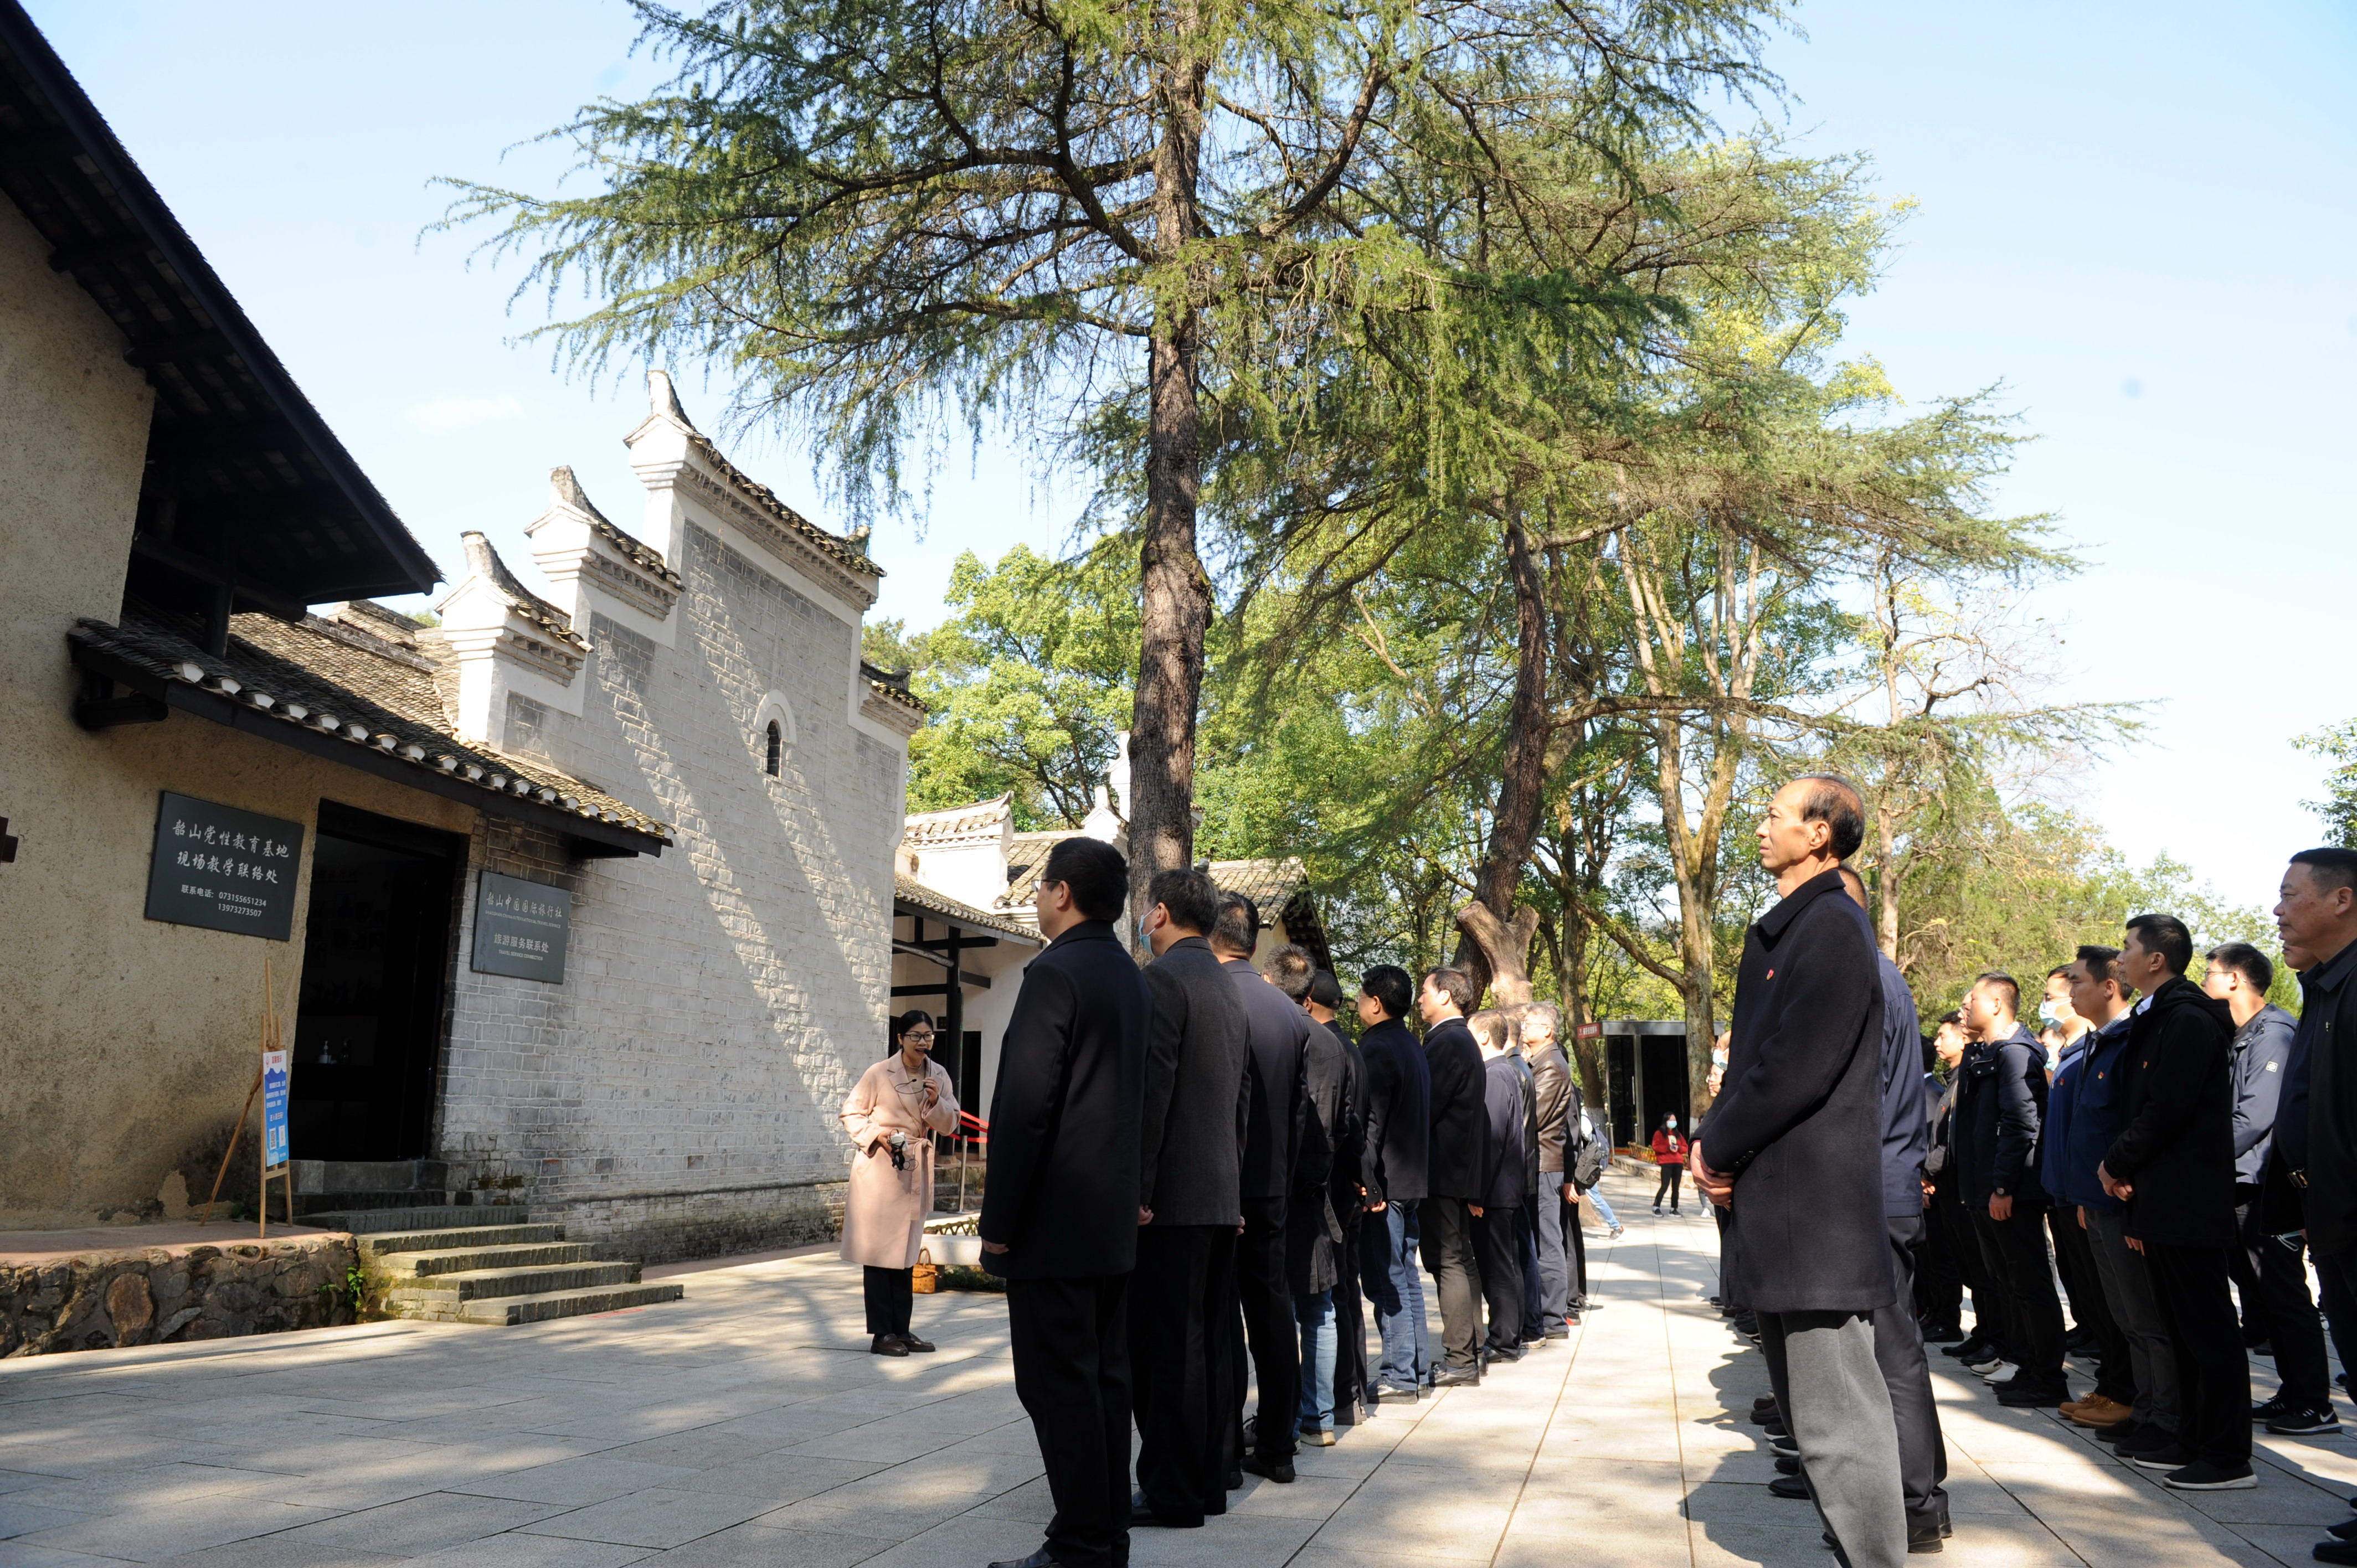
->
[2039,969,2092,1069]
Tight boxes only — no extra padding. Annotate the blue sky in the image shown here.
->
[26,1,2355,914]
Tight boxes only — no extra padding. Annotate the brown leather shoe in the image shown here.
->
[2066,1393,2132,1427]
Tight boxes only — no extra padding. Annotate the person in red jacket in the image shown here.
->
[1651,1115,1687,1214]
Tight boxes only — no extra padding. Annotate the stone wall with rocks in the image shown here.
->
[0,1232,356,1358]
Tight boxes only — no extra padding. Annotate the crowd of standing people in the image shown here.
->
[951,782,2357,1568]
[968,837,1616,1568]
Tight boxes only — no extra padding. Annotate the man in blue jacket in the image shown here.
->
[2042,1014,2135,1429]
[1955,973,2067,1406]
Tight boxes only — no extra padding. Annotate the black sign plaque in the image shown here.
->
[145,792,305,941]
[471,870,571,983]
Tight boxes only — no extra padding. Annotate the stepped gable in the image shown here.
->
[552,465,681,590]
[71,608,673,847]
[632,370,883,608]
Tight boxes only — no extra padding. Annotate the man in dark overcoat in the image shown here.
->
[2098,912,2250,1490]
[1129,867,1248,1528]
[1418,966,1490,1386]
[1691,775,1903,1568]
[981,836,1152,1568]
[1211,893,1310,1482]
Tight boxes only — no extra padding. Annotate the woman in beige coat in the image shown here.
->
[841,1010,960,1354]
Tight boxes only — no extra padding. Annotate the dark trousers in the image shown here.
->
[1007,1273,1133,1568]
[862,1265,912,1336]
[1130,1225,1232,1524]
[2315,1244,2357,1381]
[1942,1193,2001,1345]
[1715,1203,1747,1315]
[1914,1187,1967,1331]
[1568,1189,1589,1307]
[1971,1205,2063,1381]
[2237,1191,2330,1409]
[1881,1216,1950,1528]
[1331,1213,1367,1420]
[1234,1195,1299,1461]
[1514,1204,1543,1339]
[2051,1207,2132,1403]
[2143,1242,2252,1471]
[1419,1196,1483,1371]
[1655,1165,1684,1208]
[1475,1205,1526,1350]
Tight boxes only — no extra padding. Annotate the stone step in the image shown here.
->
[371,1241,594,1278]
[355,1224,567,1258]
[295,1190,461,1216]
[455,1281,685,1326]
[385,1260,640,1311]
[307,1205,531,1235]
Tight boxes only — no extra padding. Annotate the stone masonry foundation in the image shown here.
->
[0,1231,357,1357]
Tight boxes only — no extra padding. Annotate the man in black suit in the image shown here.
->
[1473,1011,1529,1361]
[1419,966,1489,1387]
[1524,1004,1580,1335]
[1691,776,1903,1568]
[1211,893,1310,1482]
[1129,867,1248,1529]
[1356,964,1432,1399]
[1305,969,1371,1423]
[2098,912,2251,1491]
[980,837,1152,1568]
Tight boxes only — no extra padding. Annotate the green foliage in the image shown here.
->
[904,544,1136,828]
[2298,719,2357,848]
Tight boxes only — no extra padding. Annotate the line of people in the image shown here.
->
[971,839,1618,1568]
[1700,774,2357,1565]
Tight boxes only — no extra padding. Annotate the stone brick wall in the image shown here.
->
[431,518,902,1262]
[1,1232,357,1358]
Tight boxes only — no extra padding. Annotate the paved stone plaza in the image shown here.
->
[2,1169,2345,1567]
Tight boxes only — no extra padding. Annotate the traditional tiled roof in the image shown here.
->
[903,795,1011,847]
[997,830,1074,909]
[69,609,673,850]
[893,875,1042,944]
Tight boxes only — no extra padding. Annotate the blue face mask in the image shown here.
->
[2037,1000,2066,1028]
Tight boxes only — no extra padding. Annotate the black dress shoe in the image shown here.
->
[1370,1382,1421,1402]
[1480,1344,1525,1364]
[1432,1367,1482,1388]
[1542,1326,1571,1339]
[2312,1543,2357,1566]
[1769,1474,1809,1499]
[1241,1453,1296,1483]
[2327,1518,2357,1541]
[870,1333,909,1356]
[898,1332,936,1352]
[988,1550,1060,1568]
[1752,1395,1780,1414]
[1908,1518,1947,1553]
[1225,1468,1243,1490]
[1774,1454,1800,1476]
[1128,1490,1201,1528]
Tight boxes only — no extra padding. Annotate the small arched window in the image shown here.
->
[765,720,783,776]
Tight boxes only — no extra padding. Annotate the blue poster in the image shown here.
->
[261,1050,290,1170]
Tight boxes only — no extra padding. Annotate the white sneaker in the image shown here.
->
[1970,1358,2013,1379]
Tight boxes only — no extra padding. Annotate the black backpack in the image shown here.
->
[1570,1115,1608,1189]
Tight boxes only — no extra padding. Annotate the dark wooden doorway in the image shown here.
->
[291,802,464,1161]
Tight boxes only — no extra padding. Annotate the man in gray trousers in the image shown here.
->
[1693,776,1907,1567]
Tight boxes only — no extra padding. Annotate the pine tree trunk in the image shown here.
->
[1450,517,1548,999]
[1126,41,1210,927]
